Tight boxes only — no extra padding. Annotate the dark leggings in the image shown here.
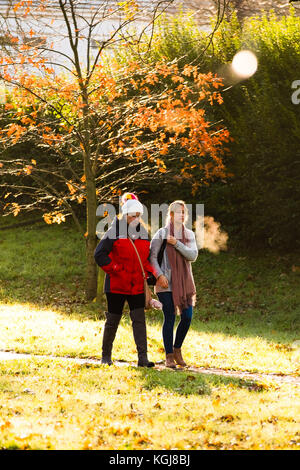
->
[157,291,193,354]
[106,292,145,315]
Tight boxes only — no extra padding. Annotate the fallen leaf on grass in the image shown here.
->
[190,424,206,431]
[186,375,196,381]
[267,415,278,424]
[109,425,130,436]
[22,388,35,395]
[212,398,221,407]
[220,414,236,422]
[134,437,152,446]
[0,420,12,431]
[247,382,269,392]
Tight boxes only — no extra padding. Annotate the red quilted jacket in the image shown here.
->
[94,217,157,295]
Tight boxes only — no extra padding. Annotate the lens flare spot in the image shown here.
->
[231,50,258,78]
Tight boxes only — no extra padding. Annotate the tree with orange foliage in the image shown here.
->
[0,1,230,300]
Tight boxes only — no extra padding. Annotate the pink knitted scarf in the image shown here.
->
[166,221,196,315]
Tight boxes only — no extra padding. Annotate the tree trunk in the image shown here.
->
[85,233,98,300]
[84,154,98,301]
[96,266,105,302]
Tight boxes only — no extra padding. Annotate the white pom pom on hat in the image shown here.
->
[121,199,144,215]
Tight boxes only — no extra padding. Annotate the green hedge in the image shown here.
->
[142,9,300,250]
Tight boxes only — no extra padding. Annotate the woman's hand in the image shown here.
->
[167,235,177,246]
[156,274,169,289]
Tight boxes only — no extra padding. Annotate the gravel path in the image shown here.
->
[1,349,299,385]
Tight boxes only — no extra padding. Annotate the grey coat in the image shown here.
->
[150,226,198,293]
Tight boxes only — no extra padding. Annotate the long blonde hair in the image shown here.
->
[165,200,189,226]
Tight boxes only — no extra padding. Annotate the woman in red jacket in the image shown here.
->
[94,193,157,367]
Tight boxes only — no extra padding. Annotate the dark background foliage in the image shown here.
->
[1,8,299,251]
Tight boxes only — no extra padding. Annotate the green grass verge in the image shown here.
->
[0,214,299,449]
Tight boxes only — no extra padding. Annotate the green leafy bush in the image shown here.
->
[145,9,300,250]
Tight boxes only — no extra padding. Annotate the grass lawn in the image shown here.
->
[0,214,299,450]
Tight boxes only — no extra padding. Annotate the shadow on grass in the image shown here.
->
[72,361,266,397]
[132,367,265,397]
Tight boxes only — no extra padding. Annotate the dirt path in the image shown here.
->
[1,349,299,385]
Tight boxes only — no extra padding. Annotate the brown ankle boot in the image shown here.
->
[165,352,176,368]
[173,348,187,367]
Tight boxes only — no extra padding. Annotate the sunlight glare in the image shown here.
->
[231,50,258,79]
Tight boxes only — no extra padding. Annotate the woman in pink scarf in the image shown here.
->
[150,201,198,368]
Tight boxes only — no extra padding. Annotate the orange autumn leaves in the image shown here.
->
[109,62,231,182]
[1,54,231,211]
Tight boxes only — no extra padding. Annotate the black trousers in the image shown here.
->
[106,293,145,315]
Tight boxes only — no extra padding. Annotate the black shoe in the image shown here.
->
[137,358,155,368]
[101,356,113,366]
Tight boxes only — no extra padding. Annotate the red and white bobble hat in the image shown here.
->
[121,192,139,205]
[121,192,144,215]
